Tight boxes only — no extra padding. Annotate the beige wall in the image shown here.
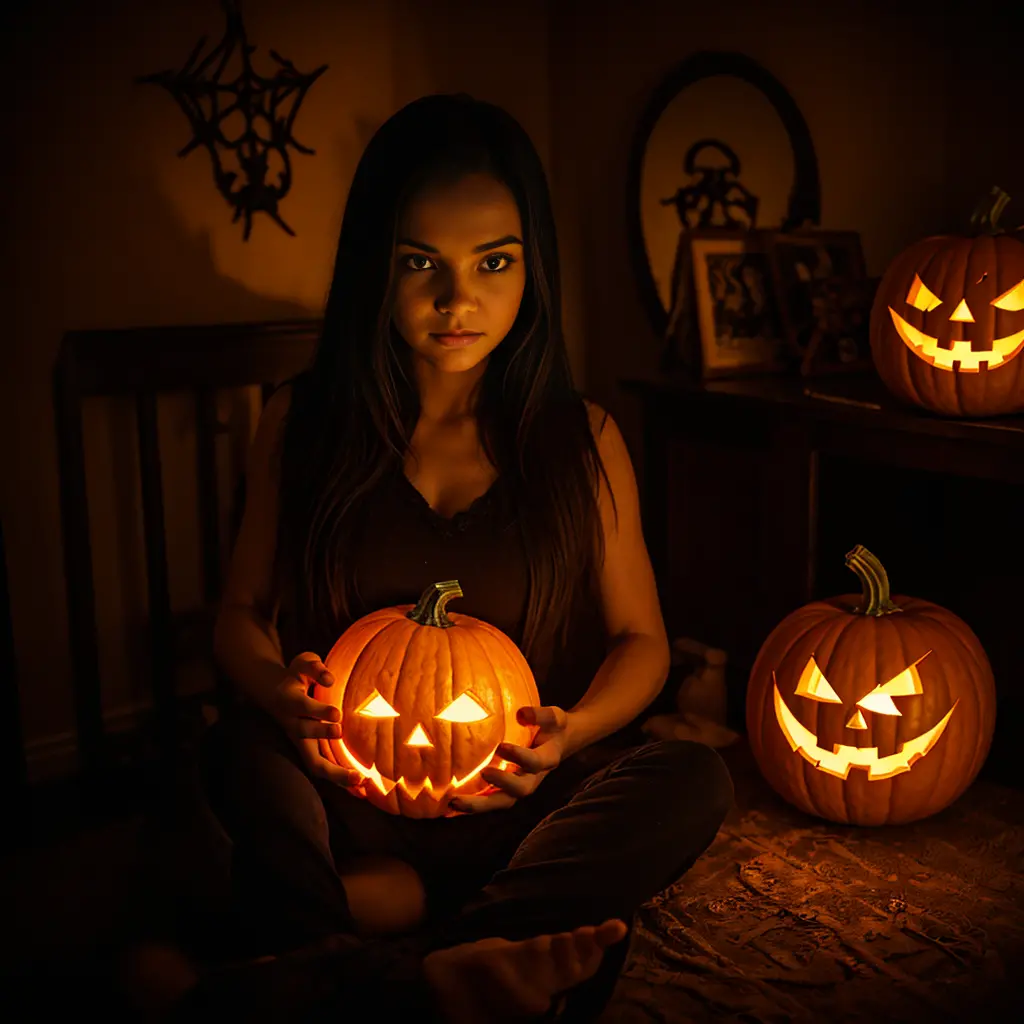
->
[6,0,1017,775]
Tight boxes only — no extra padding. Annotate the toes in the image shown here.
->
[595,918,629,946]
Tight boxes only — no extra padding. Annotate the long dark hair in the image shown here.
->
[278,93,613,660]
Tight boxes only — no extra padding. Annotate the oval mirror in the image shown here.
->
[627,51,821,346]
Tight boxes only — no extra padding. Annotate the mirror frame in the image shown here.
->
[626,50,821,339]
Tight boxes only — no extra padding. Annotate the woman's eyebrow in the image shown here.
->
[396,234,523,254]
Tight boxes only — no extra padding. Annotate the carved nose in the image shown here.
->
[949,299,975,323]
[846,709,868,730]
[406,723,434,747]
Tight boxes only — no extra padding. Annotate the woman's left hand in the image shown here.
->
[448,706,570,814]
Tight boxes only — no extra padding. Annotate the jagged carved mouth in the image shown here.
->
[325,735,502,799]
[772,682,957,781]
[889,307,1024,372]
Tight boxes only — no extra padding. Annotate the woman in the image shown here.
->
[175,93,733,1023]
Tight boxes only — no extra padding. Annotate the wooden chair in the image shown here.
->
[53,319,320,800]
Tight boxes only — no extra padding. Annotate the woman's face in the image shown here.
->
[391,172,526,376]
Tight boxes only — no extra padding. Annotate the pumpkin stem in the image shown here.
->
[969,185,1012,234]
[845,545,901,617]
[407,580,463,628]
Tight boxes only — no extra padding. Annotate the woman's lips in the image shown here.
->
[431,333,482,348]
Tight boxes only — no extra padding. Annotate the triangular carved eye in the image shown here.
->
[857,655,927,716]
[436,691,489,723]
[907,274,942,312]
[795,657,842,703]
[992,277,1024,311]
[358,691,400,718]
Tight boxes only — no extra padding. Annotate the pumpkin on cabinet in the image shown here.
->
[311,580,540,818]
[746,546,996,825]
[869,188,1024,417]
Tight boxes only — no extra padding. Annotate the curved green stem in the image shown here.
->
[969,185,1012,234]
[844,545,901,617]
[407,579,463,628]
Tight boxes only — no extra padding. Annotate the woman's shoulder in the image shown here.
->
[581,396,610,439]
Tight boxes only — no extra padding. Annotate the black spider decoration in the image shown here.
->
[136,0,327,240]
[660,139,759,231]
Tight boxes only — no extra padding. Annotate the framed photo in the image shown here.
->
[690,230,788,378]
[770,231,872,375]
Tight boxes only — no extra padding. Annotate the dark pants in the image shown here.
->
[181,705,733,1022]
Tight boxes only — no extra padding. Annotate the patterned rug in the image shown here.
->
[603,742,1024,1023]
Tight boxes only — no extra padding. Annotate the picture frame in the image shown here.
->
[689,229,789,378]
[769,231,873,375]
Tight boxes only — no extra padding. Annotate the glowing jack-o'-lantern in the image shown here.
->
[869,190,1024,416]
[746,547,996,825]
[311,580,540,818]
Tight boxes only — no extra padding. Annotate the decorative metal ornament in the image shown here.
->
[137,0,327,240]
[660,139,760,231]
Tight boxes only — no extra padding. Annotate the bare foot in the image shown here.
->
[422,918,629,1024]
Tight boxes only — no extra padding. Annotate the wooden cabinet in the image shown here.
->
[622,372,1024,785]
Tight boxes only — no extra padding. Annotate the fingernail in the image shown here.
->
[322,673,335,686]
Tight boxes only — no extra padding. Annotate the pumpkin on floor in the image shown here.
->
[745,546,996,825]
[311,579,540,818]
[869,188,1024,417]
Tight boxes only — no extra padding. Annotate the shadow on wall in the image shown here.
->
[19,166,326,764]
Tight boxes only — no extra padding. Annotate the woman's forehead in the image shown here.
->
[398,173,521,242]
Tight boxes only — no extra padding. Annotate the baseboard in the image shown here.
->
[22,701,154,784]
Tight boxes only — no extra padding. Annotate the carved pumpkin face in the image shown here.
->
[746,547,996,825]
[770,652,957,782]
[312,581,540,819]
[870,233,1024,416]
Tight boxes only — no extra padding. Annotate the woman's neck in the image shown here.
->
[414,360,487,426]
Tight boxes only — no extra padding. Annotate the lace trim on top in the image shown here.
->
[392,466,505,535]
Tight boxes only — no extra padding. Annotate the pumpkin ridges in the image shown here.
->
[887,612,964,822]
[443,624,498,784]
[393,622,445,812]
[315,582,541,818]
[828,612,877,824]
[366,619,419,806]
[457,623,538,749]
[915,605,995,789]
[747,549,996,825]
[871,230,1024,415]
[318,613,400,769]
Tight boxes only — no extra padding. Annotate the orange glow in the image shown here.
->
[888,307,1024,371]
[772,675,957,781]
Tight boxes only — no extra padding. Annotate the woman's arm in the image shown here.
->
[562,404,671,759]
[213,385,293,715]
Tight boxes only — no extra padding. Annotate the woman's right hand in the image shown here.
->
[269,652,364,789]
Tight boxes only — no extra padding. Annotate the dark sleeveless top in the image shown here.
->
[276,463,608,712]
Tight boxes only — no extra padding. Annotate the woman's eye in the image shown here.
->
[400,253,516,273]
[403,254,434,272]
[483,253,513,273]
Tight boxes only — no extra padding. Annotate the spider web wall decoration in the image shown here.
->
[136,0,328,240]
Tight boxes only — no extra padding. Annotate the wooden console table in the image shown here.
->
[620,372,1024,693]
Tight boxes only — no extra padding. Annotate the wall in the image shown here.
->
[4,0,552,776]
[5,0,1019,775]
[547,0,1023,419]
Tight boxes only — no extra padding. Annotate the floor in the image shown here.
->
[4,736,1023,1022]
[603,744,1024,1023]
